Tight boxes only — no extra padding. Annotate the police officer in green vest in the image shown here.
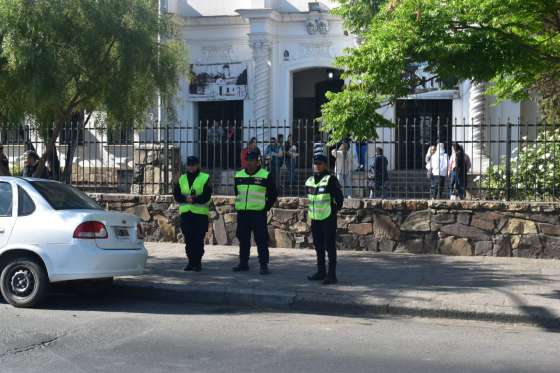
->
[173,156,212,272]
[233,150,278,275]
[306,154,344,285]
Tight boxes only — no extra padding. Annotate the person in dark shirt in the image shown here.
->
[173,156,212,272]
[21,150,49,178]
[305,154,344,285]
[233,150,278,274]
[372,147,389,198]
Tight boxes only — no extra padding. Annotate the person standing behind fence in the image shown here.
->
[284,134,298,186]
[173,156,212,272]
[22,150,49,179]
[430,143,448,199]
[331,141,353,198]
[233,151,278,275]
[355,140,368,172]
[371,147,389,198]
[0,145,9,174]
[240,137,260,169]
[265,137,283,188]
[306,154,344,285]
[448,143,471,200]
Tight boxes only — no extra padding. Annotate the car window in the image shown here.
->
[0,182,13,217]
[30,181,102,210]
[18,186,36,216]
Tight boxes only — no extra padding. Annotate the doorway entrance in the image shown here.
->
[198,100,243,169]
[395,99,453,170]
[292,68,344,165]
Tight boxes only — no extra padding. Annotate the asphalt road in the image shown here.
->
[0,293,559,373]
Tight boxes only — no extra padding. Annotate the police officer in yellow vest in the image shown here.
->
[173,156,212,272]
[233,150,278,275]
[306,154,344,285]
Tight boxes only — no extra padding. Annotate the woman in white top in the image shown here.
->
[429,143,448,199]
[331,141,353,198]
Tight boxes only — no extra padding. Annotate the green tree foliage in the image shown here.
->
[479,128,560,201]
[0,0,186,176]
[322,0,560,140]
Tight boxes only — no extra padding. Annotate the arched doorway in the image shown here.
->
[291,67,344,164]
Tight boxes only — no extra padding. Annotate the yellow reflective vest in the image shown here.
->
[305,174,332,221]
[235,168,269,211]
[178,172,210,215]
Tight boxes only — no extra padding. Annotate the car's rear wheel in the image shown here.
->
[0,258,49,308]
[77,277,114,298]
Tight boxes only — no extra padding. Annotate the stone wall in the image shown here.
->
[89,194,560,259]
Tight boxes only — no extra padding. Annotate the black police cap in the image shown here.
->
[313,154,328,164]
[186,156,200,165]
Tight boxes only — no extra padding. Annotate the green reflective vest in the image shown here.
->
[235,168,269,211]
[306,174,332,221]
[178,172,210,215]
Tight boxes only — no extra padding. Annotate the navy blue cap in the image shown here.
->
[186,156,200,165]
[246,151,260,161]
[313,154,328,164]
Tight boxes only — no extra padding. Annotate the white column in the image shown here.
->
[469,81,490,174]
[250,36,272,123]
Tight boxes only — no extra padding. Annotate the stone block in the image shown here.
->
[543,236,560,259]
[274,230,294,248]
[153,215,176,242]
[343,198,363,210]
[539,223,560,237]
[439,237,473,256]
[502,218,538,235]
[474,241,493,256]
[511,235,543,258]
[396,239,424,254]
[492,235,512,257]
[470,216,495,232]
[378,240,396,252]
[215,205,235,215]
[337,234,357,250]
[126,205,151,222]
[359,236,379,252]
[372,215,400,240]
[529,214,559,225]
[272,208,299,224]
[349,223,373,235]
[440,224,490,241]
[213,216,228,245]
[401,210,431,232]
[292,221,310,234]
[432,213,456,225]
[457,213,471,226]
[423,233,438,253]
[224,213,237,224]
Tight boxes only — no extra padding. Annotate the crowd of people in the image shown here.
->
[239,137,472,201]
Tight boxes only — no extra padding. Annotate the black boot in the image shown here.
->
[307,272,326,281]
[307,263,326,281]
[183,262,194,271]
[192,263,202,272]
[322,275,338,285]
[232,263,250,272]
[259,264,270,275]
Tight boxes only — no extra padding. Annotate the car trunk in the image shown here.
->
[79,211,141,250]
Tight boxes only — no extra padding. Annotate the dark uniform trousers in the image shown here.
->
[236,211,270,266]
[311,216,337,275]
[180,212,208,266]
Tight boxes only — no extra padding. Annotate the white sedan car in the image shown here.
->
[0,177,148,308]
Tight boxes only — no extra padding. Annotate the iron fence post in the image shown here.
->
[505,121,512,201]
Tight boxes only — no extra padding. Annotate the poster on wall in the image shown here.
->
[188,62,248,101]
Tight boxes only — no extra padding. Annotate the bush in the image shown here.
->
[480,128,560,201]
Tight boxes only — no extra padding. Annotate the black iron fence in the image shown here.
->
[0,120,558,201]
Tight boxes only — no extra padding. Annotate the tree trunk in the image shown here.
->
[61,112,88,184]
[33,120,65,178]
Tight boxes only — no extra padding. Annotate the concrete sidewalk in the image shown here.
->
[116,243,560,329]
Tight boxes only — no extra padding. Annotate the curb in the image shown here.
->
[114,280,560,330]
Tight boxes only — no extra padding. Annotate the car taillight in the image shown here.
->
[73,221,108,239]
[137,223,144,240]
